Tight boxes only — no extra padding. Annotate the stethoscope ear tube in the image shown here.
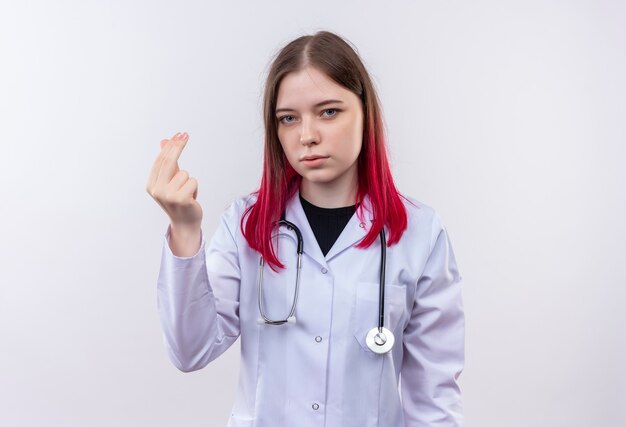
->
[280,218,304,255]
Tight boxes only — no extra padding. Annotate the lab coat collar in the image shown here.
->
[284,189,375,268]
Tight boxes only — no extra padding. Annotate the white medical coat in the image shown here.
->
[157,190,464,427]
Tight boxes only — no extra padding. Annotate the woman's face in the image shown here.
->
[275,66,364,193]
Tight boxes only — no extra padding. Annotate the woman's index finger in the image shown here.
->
[147,138,174,190]
[167,133,189,162]
[155,133,189,187]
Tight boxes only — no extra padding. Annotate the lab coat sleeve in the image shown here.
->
[401,213,465,426]
[156,204,241,373]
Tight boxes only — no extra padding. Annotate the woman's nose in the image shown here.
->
[299,118,319,145]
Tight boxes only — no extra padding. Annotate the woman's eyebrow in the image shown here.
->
[276,99,345,114]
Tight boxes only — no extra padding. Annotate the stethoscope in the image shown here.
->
[257,213,395,355]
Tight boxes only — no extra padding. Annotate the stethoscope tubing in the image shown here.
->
[257,216,394,353]
[377,227,386,333]
[257,219,303,325]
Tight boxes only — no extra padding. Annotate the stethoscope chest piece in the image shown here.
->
[365,327,395,354]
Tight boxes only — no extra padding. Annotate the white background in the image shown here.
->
[1,1,624,426]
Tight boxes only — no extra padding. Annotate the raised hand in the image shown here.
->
[146,132,203,256]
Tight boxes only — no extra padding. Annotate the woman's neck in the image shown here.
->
[299,172,358,208]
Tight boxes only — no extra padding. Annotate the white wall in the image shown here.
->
[1,1,624,426]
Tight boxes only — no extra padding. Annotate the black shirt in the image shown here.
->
[299,193,357,256]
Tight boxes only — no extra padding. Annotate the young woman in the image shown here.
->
[147,30,464,427]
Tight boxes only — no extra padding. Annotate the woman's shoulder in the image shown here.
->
[231,192,258,211]
[400,193,437,223]
[399,193,448,246]
[219,192,258,220]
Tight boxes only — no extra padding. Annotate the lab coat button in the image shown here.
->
[312,403,320,410]
[315,336,322,343]
[321,267,328,274]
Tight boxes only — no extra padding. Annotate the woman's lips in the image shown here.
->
[301,155,328,161]
[301,155,329,166]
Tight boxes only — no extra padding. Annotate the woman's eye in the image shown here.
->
[323,108,338,117]
[279,115,295,124]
